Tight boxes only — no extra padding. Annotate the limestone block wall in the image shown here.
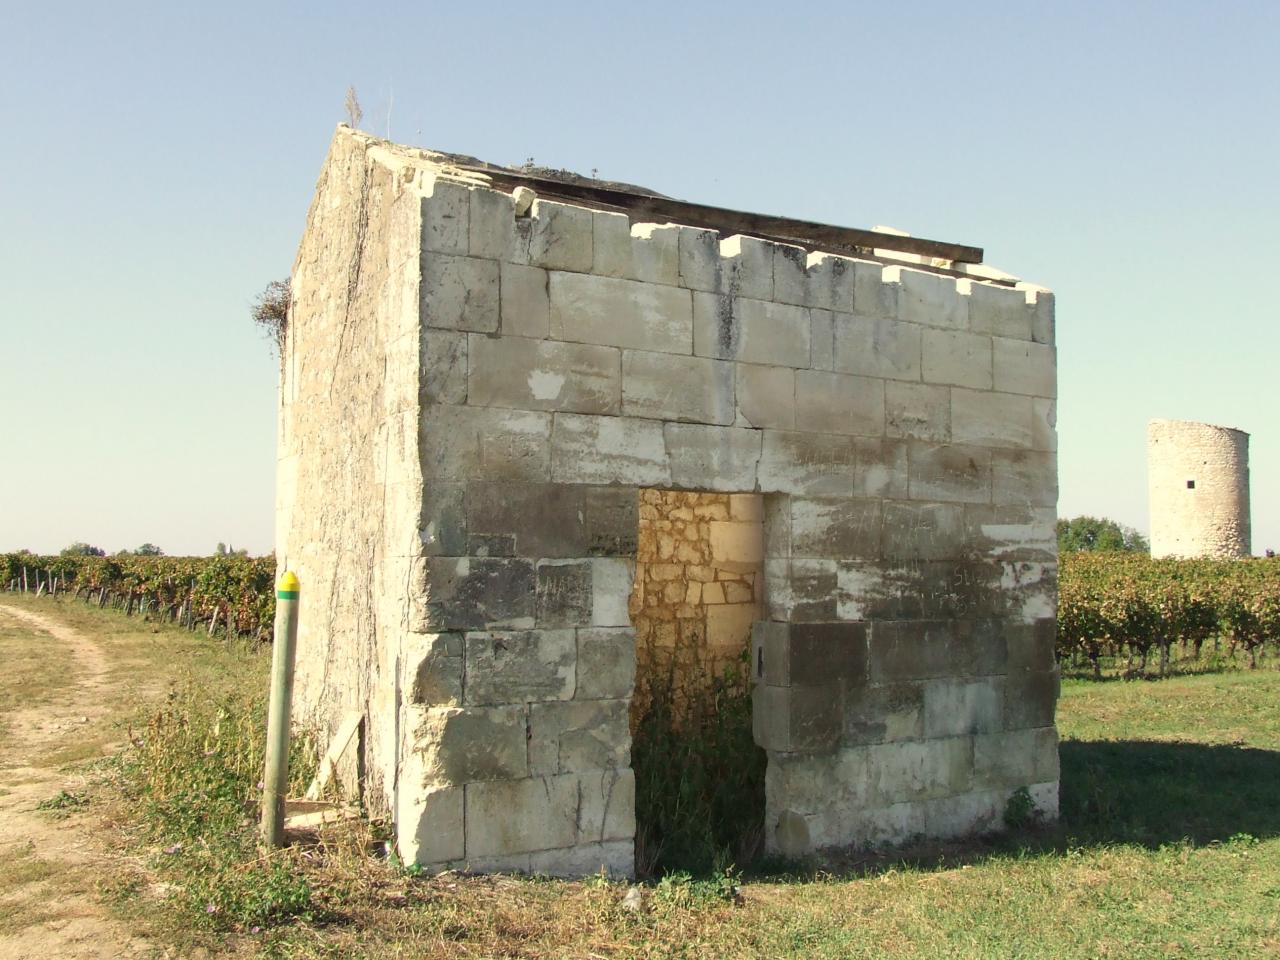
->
[630,490,764,723]
[1148,419,1251,558]
[281,127,1061,878]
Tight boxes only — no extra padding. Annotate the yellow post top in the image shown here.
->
[277,571,300,598]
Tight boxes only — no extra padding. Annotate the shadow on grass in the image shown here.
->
[746,738,1280,883]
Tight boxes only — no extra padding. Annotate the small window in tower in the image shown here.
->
[1187,480,1196,489]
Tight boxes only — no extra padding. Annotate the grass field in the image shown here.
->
[2,594,1278,958]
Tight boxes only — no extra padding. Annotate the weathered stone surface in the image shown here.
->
[423,253,500,332]
[1033,398,1056,452]
[758,430,856,496]
[810,309,836,370]
[790,497,881,559]
[411,704,529,783]
[962,505,1056,564]
[469,335,621,414]
[968,282,1032,340]
[991,450,1057,508]
[923,678,1004,737]
[895,268,968,329]
[406,632,464,705]
[550,273,692,354]
[578,768,636,844]
[576,628,636,700]
[465,775,578,857]
[529,699,630,774]
[869,620,1005,683]
[397,783,465,865]
[692,292,811,367]
[622,350,734,424]
[757,621,868,688]
[535,560,592,628]
[736,363,796,430]
[951,388,1034,449]
[551,413,670,486]
[529,840,633,879]
[421,404,551,482]
[594,212,679,285]
[679,230,773,300]
[420,483,467,556]
[993,338,1056,398]
[665,423,762,492]
[795,370,885,437]
[465,482,637,558]
[853,438,910,499]
[464,630,576,704]
[527,199,594,272]
[908,442,992,504]
[1003,668,1059,729]
[885,381,949,442]
[421,180,470,255]
[974,726,1059,786]
[1028,289,1055,345]
[834,313,922,382]
[421,329,468,406]
[1005,618,1057,671]
[423,557,536,630]
[881,500,966,561]
[500,262,550,337]
[753,682,842,752]
[591,558,633,627]
[843,682,925,745]
[469,187,528,263]
[775,248,857,311]
[922,328,992,390]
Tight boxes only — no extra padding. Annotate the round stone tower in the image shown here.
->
[1147,419,1251,558]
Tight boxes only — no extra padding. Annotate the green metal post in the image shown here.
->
[261,570,300,847]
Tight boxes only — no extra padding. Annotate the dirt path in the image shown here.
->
[0,603,153,959]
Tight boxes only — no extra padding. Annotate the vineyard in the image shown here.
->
[2,553,276,639]
[4,551,1278,676]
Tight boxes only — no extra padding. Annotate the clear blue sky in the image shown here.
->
[2,1,1276,556]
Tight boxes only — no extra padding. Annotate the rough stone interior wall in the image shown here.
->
[630,490,764,724]
[283,127,1062,878]
[1148,419,1251,558]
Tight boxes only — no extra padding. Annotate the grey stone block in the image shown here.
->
[420,483,467,556]
[974,726,1059,788]
[795,370,886,437]
[578,768,636,844]
[736,363,796,430]
[576,628,636,700]
[790,497,881,560]
[423,556,536,630]
[591,558,633,627]
[421,329,468,406]
[423,253,500,333]
[950,388,1034,449]
[843,682,925,745]
[833,313,922,382]
[535,560,593,628]
[991,450,1057,508]
[421,181,470,256]
[962,505,1057,564]
[923,678,1004,738]
[397,783,465,865]
[465,775,578,858]
[1004,668,1059,729]
[420,404,551,482]
[811,309,836,370]
[407,632,464,705]
[753,682,842,753]
[678,230,773,300]
[922,328,992,390]
[864,735,974,805]
[622,350,735,424]
[758,430,856,497]
[896,268,969,329]
[886,381,950,442]
[758,621,868,688]
[469,187,530,263]
[853,438,909,498]
[550,413,670,486]
[1033,398,1057,452]
[908,442,992,504]
[1005,618,1057,671]
[529,840,634,879]
[692,292,811,367]
[550,273,692,355]
[465,482,638,558]
[869,619,1005,683]
[593,211,678,286]
[500,263,550,338]
[527,199,594,272]
[788,558,840,620]
[1030,290,1055,345]
[881,500,966,562]
[468,334,621,415]
[529,700,630,775]
[464,629,576,704]
[665,423,762,492]
[410,705,529,784]
[993,338,1056,398]
[968,282,1033,340]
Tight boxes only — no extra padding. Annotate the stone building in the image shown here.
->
[1148,419,1251,558]
[276,126,1060,877]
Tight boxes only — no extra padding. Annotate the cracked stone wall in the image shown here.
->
[280,126,1061,878]
[1148,419,1251,558]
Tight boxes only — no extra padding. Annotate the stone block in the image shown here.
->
[787,558,840,619]
[922,328,992,390]
[736,363,796,430]
[406,631,464,705]
[535,560,592,628]
[550,272,692,355]
[706,602,758,653]
[1028,290,1055,345]
[1004,618,1057,671]
[593,212,679,285]
[422,556,536,630]
[923,678,1004,738]
[464,629,576,704]
[591,558,633,627]
[758,621,868,688]
[869,619,1004,683]
[530,840,634,879]
[465,775,579,858]
[758,430,855,497]
[423,253,500,333]
[790,497,881,560]
[527,199,594,272]
[576,627,636,700]
[753,682,842,753]
[421,404,551,482]
[881,500,966,561]
[665,423,762,492]
[731,493,764,522]
[500,263,551,338]
[421,329,468,406]
[833,314,922,382]
[421,180,470,255]
[968,282,1033,340]
[692,292,811,367]
[843,682,924,745]
[885,381,950,442]
[999,561,1057,624]
[993,338,1056,398]
[763,559,793,620]
[622,350,734,424]
[962,505,1056,564]
[951,388,1034,449]
[1033,398,1056,452]
[810,309,836,370]
[578,768,636,844]
[795,370,886,437]
[853,438,910,498]
[851,260,899,319]
[908,442,992,504]
[865,735,974,805]
[775,249,858,312]
[469,187,530,263]
[974,726,1059,788]
[468,335,621,415]
[678,230,774,300]
[709,519,764,564]
[895,267,969,329]
[397,783,465,865]
[551,413,670,486]
[409,704,529,783]
[420,483,467,556]
[465,482,637,558]
[1004,668,1059,729]
[991,449,1057,508]
[529,699,630,775]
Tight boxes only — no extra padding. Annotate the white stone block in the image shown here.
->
[993,338,1056,398]
[423,253,500,333]
[421,404,551,481]
[591,558,634,626]
[469,187,529,263]
[885,381,950,442]
[1033,398,1057,452]
[664,423,762,492]
[922,328,992,390]
[969,282,1032,340]
[529,840,633,879]
[810,309,836,370]
[923,678,1004,738]
[622,350,734,424]
[677,229,773,300]
[991,449,1057,508]
[854,437,910,499]
[500,263,550,338]
[774,250,857,312]
[893,267,969,329]
[593,211,679,285]
[833,313,922,382]
[736,363,796,430]
[794,370,885,437]
[550,272,693,355]
[852,260,899,319]
[397,783,465,865]
[907,441,992,504]
[577,768,636,844]
[550,413,670,486]
[421,179,470,256]
[950,388,1034,449]
[528,199,594,273]
[692,292,811,367]
[468,335,621,415]
[465,775,579,858]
